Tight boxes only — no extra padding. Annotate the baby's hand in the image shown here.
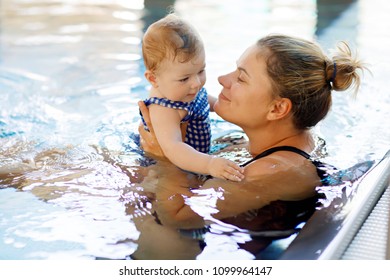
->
[207,156,245,182]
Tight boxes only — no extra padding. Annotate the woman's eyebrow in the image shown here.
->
[238,67,250,78]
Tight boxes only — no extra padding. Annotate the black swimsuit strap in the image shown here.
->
[241,146,311,167]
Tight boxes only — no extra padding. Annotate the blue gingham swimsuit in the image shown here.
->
[140,87,211,153]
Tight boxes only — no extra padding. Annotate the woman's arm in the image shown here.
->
[152,172,275,229]
[152,155,320,229]
[140,161,205,228]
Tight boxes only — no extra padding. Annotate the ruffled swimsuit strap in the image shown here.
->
[143,97,190,111]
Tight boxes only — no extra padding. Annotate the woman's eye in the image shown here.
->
[198,69,205,74]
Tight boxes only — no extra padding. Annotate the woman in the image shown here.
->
[135,34,364,257]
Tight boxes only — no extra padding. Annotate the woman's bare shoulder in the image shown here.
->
[242,152,319,200]
[243,154,290,180]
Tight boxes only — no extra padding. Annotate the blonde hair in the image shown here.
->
[257,34,366,130]
[142,14,204,72]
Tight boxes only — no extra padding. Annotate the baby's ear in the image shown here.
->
[145,70,158,87]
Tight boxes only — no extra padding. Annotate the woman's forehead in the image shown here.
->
[237,45,266,74]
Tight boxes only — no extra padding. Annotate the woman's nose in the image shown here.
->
[218,73,230,87]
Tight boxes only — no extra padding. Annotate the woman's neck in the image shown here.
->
[243,124,313,156]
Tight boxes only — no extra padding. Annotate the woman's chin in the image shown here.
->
[213,101,228,119]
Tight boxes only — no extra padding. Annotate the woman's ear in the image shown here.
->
[268,98,292,120]
[145,70,158,88]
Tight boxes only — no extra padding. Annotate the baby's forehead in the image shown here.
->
[158,53,205,73]
[174,55,206,67]
[165,48,205,64]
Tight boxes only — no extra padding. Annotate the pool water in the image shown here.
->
[1,0,389,259]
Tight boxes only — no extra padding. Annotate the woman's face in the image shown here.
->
[213,44,275,130]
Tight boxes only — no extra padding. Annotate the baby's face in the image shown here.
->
[154,51,206,102]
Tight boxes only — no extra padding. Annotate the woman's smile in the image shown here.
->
[218,92,231,102]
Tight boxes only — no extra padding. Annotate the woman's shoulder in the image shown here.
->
[242,151,319,200]
[243,153,292,180]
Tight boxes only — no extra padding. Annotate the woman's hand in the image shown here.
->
[138,101,188,158]
[138,101,166,158]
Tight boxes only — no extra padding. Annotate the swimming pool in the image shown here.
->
[1,0,389,260]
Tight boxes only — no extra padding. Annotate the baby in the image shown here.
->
[139,14,244,181]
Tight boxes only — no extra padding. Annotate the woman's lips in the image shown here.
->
[218,92,230,102]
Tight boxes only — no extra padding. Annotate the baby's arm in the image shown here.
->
[149,105,244,181]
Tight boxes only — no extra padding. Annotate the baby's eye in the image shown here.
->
[198,69,205,74]
[179,77,189,82]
